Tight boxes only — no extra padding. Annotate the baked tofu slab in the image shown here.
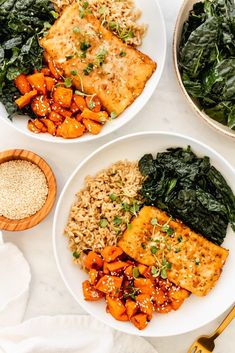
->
[40,3,156,115]
[118,206,229,296]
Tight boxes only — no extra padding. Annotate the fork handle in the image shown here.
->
[211,306,235,340]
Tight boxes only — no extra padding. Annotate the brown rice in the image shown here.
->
[64,160,144,265]
[52,0,147,46]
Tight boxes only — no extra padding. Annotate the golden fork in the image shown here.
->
[188,306,235,353]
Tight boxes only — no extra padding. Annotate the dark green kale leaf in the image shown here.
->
[139,147,235,245]
[0,0,55,117]
[179,0,235,130]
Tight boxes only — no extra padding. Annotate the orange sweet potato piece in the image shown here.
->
[49,112,63,123]
[82,280,103,301]
[41,118,56,135]
[106,261,128,272]
[84,251,103,270]
[155,303,173,314]
[125,300,138,319]
[33,118,44,131]
[89,269,99,285]
[106,296,128,321]
[54,87,73,108]
[171,299,185,311]
[15,74,31,94]
[31,95,51,117]
[41,67,51,76]
[103,261,109,274]
[136,294,153,320]
[27,120,41,134]
[96,275,122,297]
[124,265,133,280]
[131,313,148,330]
[48,59,63,79]
[27,73,46,95]
[45,76,55,91]
[85,95,101,112]
[138,264,148,276]
[152,288,167,305]
[81,108,108,123]
[51,103,72,118]
[134,278,155,296]
[76,113,83,122]
[73,95,86,110]
[101,246,123,263]
[168,288,190,301]
[57,117,85,139]
[70,101,80,114]
[83,119,102,135]
[15,89,37,109]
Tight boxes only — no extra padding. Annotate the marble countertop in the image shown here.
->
[0,0,234,352]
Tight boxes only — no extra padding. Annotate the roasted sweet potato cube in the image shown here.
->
[41,118,56,135]
[125,300,138,319]
[81,108,108,123]
[57,117,85,138]
[27,120,41,134]
[15,90,37,109]
[106,296,128,321]
[136,294,153,320]
[31,95,51,117]
[84,251,103,270]
[82,280,103,301]
[73,95,86,110]
[45,76,55,91]
[152,288,167,305]
[49,112,63,123]
[101,246,123,263]
[15,74,31,94]
[171,299,185,311]
[85,95,101,113]
[131,313,148,330]
[103,261,109,274]
[96,275,122,297]
[89,269,99,285]
[134,278,155,295]
[106,261,128,273]
[138,264,148,276]
[83,119,102,135]
[48,58,63,79]
[124,265,133,280]
[168,288,190,301]
[27,73,46,95]
[54,87,73,108]
[155,303,173,314]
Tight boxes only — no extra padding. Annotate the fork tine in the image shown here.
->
[187,344,203,353]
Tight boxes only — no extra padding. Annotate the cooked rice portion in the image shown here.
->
[64,161,144,265]
[52,0,147,46]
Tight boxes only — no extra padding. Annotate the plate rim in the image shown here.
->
[52,131,235,337]
[0,0,167,144]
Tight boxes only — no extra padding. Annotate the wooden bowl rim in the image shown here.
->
[172,0,235,139]
[0,149,57,231]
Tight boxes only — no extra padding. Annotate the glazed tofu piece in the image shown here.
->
[118,206,229,296]
[40,3,156,115]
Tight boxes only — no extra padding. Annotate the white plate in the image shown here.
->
[53,132,235,337]
[0,0,166,144]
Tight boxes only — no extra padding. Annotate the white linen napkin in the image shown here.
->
[0,315,157,353]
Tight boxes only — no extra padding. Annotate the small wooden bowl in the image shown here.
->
[173,0,235,139]
[0,149,57,231]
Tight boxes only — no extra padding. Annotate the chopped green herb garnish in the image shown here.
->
[50,10,59,19]
[66,54,74,59]
[195,258,200,266]
[130,202,140,216]
[166,244,171,251]
[141,242,146,249]
[64,77,73,87]
[132,267,140,278]
[122,203,130,212]
[151,246,157,254]
[75,90,86,96]
[88,101,96,110]
[110,111,117,120]
[79,51,87,58]
[73,26,81,33]
[160,268,167,279]
[109,193,117,201]
[80,41,91,51]
[175,247,181,253]
[82,1,89,9]
[99,218,108,228]
[127,223,132,230]
[178,235,183,243]
[113,216,122,226]
[96,48,107,66]
[83,63,94,75]
[151,218,158,226]
[120,51,126,57]
[79,10,85,18]
[151,266,158,277]
[70,70,77,76]
[98,6,106,15]
[161,224,174,236]
[73,251,80,259]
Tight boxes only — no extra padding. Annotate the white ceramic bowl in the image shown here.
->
[53,132,235,337]
[173,0,235,139]
[0,0,166,144]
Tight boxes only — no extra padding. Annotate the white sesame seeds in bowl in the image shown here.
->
[0,149,57,231]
